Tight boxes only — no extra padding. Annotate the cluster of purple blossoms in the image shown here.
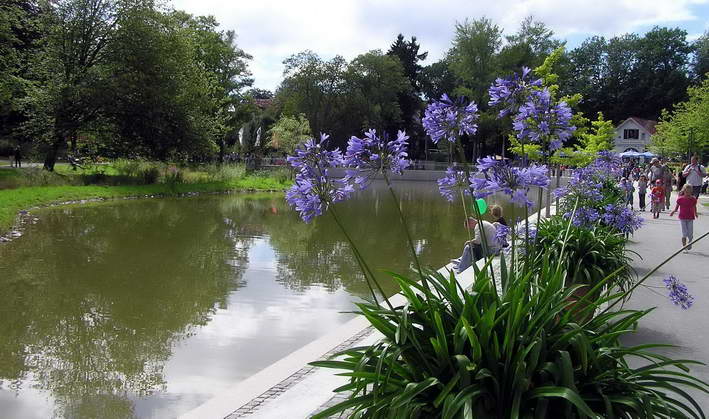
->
[344,129,410,188]
[488,67,542,118]
[437,167,471,202]
[512,88,575,151]
[600,203,644,234]
[285,134,354,223]
[472,156,550,208]
[663,275,694,309]
[422,94,479,144]
[554,152,622,201]
[489,67,575,152]
[494,223,510,247]
[563,207,600,227]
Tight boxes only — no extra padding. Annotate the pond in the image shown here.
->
[0,181,538,418]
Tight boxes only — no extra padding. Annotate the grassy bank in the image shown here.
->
[0,170,290,234]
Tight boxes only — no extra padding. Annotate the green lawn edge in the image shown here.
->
[0,176,290,234]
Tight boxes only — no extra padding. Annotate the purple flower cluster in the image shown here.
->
[563,207,600,227]
[494,223,510,246]
[285,134,354,223]
[554,152,623,201]
[600,203,644,234]
[512,89,575,151]
[437,167,471,202]
[663,275,694,309]
[422,94,479,144]
[345,129,410,188]
[473,156,550,208]
[489,67,575,152]
[488,67,542,118]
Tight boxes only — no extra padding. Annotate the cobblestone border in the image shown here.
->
[225,326,375,418]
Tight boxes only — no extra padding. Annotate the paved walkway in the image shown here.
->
[622,191,709,407]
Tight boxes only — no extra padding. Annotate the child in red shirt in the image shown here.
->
[650,180,665,219]
[670,184,698,250]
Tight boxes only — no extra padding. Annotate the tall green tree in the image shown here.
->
[0,0,45,149]
[651,77,709,158]
[692,31,709,81]
[387,34,427,158]
[498,16,563,73]
[447,18,502,103]
[36,0,118,170]
[345,50,411,134]
[276,51,348,139]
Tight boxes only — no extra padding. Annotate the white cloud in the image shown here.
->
[172,0,708,90]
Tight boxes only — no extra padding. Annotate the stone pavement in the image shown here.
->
[622,191,709,408]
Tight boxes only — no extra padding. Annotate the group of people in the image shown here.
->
[452,155,707,273]
[620,156,705,250]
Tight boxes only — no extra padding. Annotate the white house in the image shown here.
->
[613,117,657,153]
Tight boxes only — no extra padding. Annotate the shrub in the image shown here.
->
[113,159,143,178]
[205,163,246,182]
[312,259,708,418]
[164,165,184,186]
[532,215,636,291]
[139,166,160,184]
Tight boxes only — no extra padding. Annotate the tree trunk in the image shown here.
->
[44,132,64,172]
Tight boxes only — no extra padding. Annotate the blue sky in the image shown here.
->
[172,0,709,91]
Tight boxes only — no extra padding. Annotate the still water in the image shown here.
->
[0,182,530,418]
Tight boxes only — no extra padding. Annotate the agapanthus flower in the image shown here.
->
[344,129,410,188]
[488,66,543,118]
[494,223,510,247]
[563,207,600,227]
[422,94,479,144]
[600,203,644,234]
[663,275,694,309]
[473,157,550,208]
[437,166,471,202]
[555,152,622,202]
[512,88,576,151]
[285,134,353,223]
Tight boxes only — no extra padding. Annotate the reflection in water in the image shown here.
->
[0,182,527,418]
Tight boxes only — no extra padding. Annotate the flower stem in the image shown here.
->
[382,173,428,290]
[329,206,395,311]
[601,230,709,315]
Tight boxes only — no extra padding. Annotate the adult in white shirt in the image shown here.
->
[453,218,501,273]
[683,156,706,199]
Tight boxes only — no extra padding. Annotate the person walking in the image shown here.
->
[682,156,706,199]
[13,145,22,168]
[651,180,665,219]
[638,174,648,211]
[663,164,674,210]
[647,158,664,184]
[670,184,698,250]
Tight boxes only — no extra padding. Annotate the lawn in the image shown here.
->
[0,165,291,233]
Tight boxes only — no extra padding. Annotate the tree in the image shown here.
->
[345,50,411,133]
[420,59,456,101]
[0,0,45,147]
[268,113,311,155]
[447,18,502,103]
[276,51,348,139]
[36,0,118,170]
[387,34,428,157]
[651,77,709,158]
[692,31,709,81]
[498,16,563,73]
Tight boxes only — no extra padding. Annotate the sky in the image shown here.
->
[171,0,709,91]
